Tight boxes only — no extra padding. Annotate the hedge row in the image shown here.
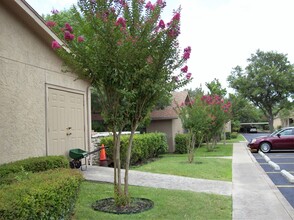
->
[175,134,202,154]
[0,155,69,181]
[0,168,83,220]
[100,132,168,166]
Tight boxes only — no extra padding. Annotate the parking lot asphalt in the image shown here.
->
[242,133,294,209]
[253,151,294,209]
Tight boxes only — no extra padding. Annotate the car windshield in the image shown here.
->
[270,129,282,137]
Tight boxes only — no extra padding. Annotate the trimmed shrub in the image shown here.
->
[225,132,231,140]
[175,133,202,154]
[0,168,83,220]
[175,134,188,154]
[0,155,69,175]
[0,156,69,185]
[100,133,168,166]
[231,132,238,139]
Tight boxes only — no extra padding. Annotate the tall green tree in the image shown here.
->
[228,50,294,132]
[228,93,264,131]
[205,78,227,97]
[186,87,204,99]
[48,0,191,206]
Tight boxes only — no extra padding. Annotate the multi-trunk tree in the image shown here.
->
[177,93,231,162]
[47,0,191,206]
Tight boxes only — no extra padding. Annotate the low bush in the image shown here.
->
[100,133,168,166]
[175,134,188,154]
[175,134,201,154]
[225,132,231,140]
[231,132,238,139]
[0,156,69,185]
[0,168,83,220]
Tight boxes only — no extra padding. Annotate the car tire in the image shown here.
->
[260,142,271,153]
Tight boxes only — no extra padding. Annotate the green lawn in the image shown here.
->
[73,137,238,219]
[223,134,246,143]
[73,182,232,220]
[132,144,232,181]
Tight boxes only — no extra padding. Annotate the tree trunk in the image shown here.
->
[187,130,195,163]
[268,115,274,132]
[124,123,138,200]
[223,127,226,145]
[113,130,124,206]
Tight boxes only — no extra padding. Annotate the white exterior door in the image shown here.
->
[47,88,86,156]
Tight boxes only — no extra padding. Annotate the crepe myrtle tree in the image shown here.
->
[201,94,231,151]
[176,94,211,163]
[47,0,192,206]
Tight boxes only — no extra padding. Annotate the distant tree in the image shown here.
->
[228,93,264,131]
[206,78,227,97]
[228,50,294,132]
[186,86,204,99]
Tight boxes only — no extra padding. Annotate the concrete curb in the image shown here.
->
[269,161,280,171]
[258,151,270,162]
[259,150,280,170]
[281,170,294,183]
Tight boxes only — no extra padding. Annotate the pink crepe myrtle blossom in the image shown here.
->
[51,8,59,14]
[46,21,56,27]
[65,23,73,33]
[51,40,61,50]
[183,52,190,60]
[156,0,166,8]
[172,12,180,21]
[115,17,126,28]
[184,46,191,53]
[168,29,180,38]
[186,73,192,79]
[64,31,75,41]
[158,20,165,29]
[77,36,84,42]
[119,0,127,7]
[181,65,188,73]
[145,1,155,10]
[183,46,191,60]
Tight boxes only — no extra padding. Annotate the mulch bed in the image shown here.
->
[92,197,154,214]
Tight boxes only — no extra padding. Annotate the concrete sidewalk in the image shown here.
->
[84,165,232,196]
[233,142,294,220]
[82,142,294,219]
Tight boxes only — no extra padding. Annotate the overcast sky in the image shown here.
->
[26,0,294,93]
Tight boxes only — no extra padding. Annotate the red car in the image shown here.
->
[248,127,294,153]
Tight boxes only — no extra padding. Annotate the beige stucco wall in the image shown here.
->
[146,120,174,152]
[172,118,185,151]
[147,118,184,152]
[273,114,293,129]
[0,5,90,164]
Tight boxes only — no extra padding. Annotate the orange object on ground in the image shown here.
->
[99,144,108,166]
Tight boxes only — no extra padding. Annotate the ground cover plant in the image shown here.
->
[73,182,232,220]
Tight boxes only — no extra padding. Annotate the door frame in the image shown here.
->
[45,84,89,156]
